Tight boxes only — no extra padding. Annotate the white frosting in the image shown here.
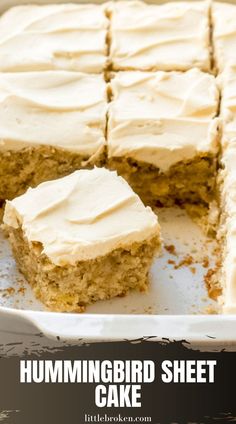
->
[0,3,108,72]
[108,69,219,171]
[0,71,107,155]
[218,66,236,149]
[220,145,236,314]
[212,2,236,73]
[108,0,210,71]
[3,168,160,266]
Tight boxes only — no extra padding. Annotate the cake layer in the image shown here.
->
[108,69,219,171]
[7,226,160,312]
[0,3,108,73]
[0,146,105,201]
[0,71,107,155]
[4,168,160,266]
[212,2,236,73]
[109,155,217,208]
[108,0,211,72]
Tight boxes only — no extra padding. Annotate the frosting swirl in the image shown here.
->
[0,71,107,155]
[109,0,210,72]
[4,168,160,266]
[108,69,219,171]
[0,3,108,73]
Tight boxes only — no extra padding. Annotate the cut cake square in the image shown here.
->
[107,68,220,210]
[216,66,236,313]
[0,71,107,201]
[212,2,236,73]
[218,65,236,149]
[3,167,161,312]
[0,3,109,73]
[108,0,211,72]
[217,144,236,314]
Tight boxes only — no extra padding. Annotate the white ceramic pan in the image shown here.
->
[0,0,235,344]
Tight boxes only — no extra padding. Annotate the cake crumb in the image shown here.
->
[144,306,153,314]
[174,254,194,269]
[202,256,210,268]
[164,244,177,255]
[0,287,15,297]
[204,268,222,300]
[17,287,26,295]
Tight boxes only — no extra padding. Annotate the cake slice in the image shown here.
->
[0,3,108,73]
[3,167,161,312]
[215,66,236,312]
[0,71,107,201]
[212,2,236,73]
[217,144,236,313]
[107,68,220,211]
[108,0,211,72]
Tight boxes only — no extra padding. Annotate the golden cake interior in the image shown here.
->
[7,227,160,313]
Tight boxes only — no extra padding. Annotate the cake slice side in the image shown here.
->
[3,167,161,312]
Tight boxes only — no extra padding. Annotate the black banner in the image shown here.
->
[0,337,235,424]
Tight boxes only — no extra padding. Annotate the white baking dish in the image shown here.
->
[0,0,235,344]
[1,207,233,344]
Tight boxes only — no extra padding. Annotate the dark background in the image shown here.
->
[0,338,236,424]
